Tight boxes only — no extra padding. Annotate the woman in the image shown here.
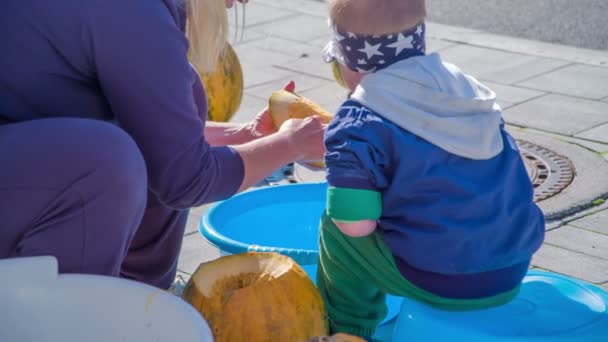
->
[0,0,325,289]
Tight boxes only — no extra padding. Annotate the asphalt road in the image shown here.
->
[426,0,608,50]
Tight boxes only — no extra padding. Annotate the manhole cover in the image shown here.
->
[269,140,575,203]
[518,140,575,202]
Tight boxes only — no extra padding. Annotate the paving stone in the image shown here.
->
[227,26,265,45]
[603,96,608,104]
[439,45,569,85]
[426,38,459,53]
[299,82,350,113]
[234,44,294,69]
[563,136,608,153]
[511,127,608,153]
[483,81,545,106]
[255,0,328,17]
[277,55,335,81]
[569,209,608,235]
[577,123,608,144]
[185,212,202,235]
[227,2,295,27]
[531,244,608,283]
[503,94,608,136]
[309,35,332,48]
[247,74,332,100]
[177,232,221,275]
[244,36,325,58]
[230,94,268,123]
[250,15,330,43]
[241,65,293,88]
[517,64,608,100]
[545,226,608,260]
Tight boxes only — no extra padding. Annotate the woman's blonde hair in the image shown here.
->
[187,0,228,74]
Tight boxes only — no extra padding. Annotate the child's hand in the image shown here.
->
[246,81,296,139]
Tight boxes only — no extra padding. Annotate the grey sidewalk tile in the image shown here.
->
[499,101,515,110]
[228,3,295,27]
[517,64,608,100]
[603,96,608,104]
[299,82,350,113]
[438,45,569,85]
[250,15,330,43]
[228,27,265,45]
[255,0,328,17]
[563,136,608,153]
[511,127,608,153]
[234,44,295,69]
[277,56,335,81]
[242,65,294,88]
[185,212,202,235]
[545,226,608,260]
[309,35,332,48]
[244,36,325,59]
[569,209,608,235]
[531,244,608,283]
[483,81,545,106]
[577,123,608,144]
[231,94,268,123]
[177,232,221,275]
[503,94,608,136]
[426,38,459,53]
[247,74,332,100]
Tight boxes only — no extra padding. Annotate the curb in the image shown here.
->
[426,22,608,67]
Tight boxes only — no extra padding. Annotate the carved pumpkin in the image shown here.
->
[182,252,328,342]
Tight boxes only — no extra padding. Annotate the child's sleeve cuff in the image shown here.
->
[326,186,382,221]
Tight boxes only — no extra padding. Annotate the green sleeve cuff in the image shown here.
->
[326,186,382,221]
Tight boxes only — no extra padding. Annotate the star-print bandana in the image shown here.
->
[323,20,426,74]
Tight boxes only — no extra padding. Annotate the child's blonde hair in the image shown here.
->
[187,0,228,74]
[330,0,426,35]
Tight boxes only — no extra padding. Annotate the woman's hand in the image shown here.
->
[245,80,296,139]
[278,115,326,163]
[225,0,249,8]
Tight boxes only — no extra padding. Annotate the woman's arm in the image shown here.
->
[205,121,255,146]
[88,2,324,209]
[233,115,325,191]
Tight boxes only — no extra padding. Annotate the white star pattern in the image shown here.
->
[358,41,384,59]
[346,46,351,51]
[416,25,423,36]
[357,58,367,65]
[379,60,385,64]
[387,33,414,55]
[347,31,357,39]
[356,66,376,73]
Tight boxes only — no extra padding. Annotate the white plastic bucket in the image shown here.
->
[0,256,213,342]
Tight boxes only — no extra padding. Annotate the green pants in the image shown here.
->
[316,213,520,337]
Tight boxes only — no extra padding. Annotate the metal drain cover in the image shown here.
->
[518,140,575,202]
[270,140,575,203]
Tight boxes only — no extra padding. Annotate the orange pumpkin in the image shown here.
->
[308,333,368,342]
[182,252,328,342]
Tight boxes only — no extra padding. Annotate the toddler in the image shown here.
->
[317,0,545,337]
